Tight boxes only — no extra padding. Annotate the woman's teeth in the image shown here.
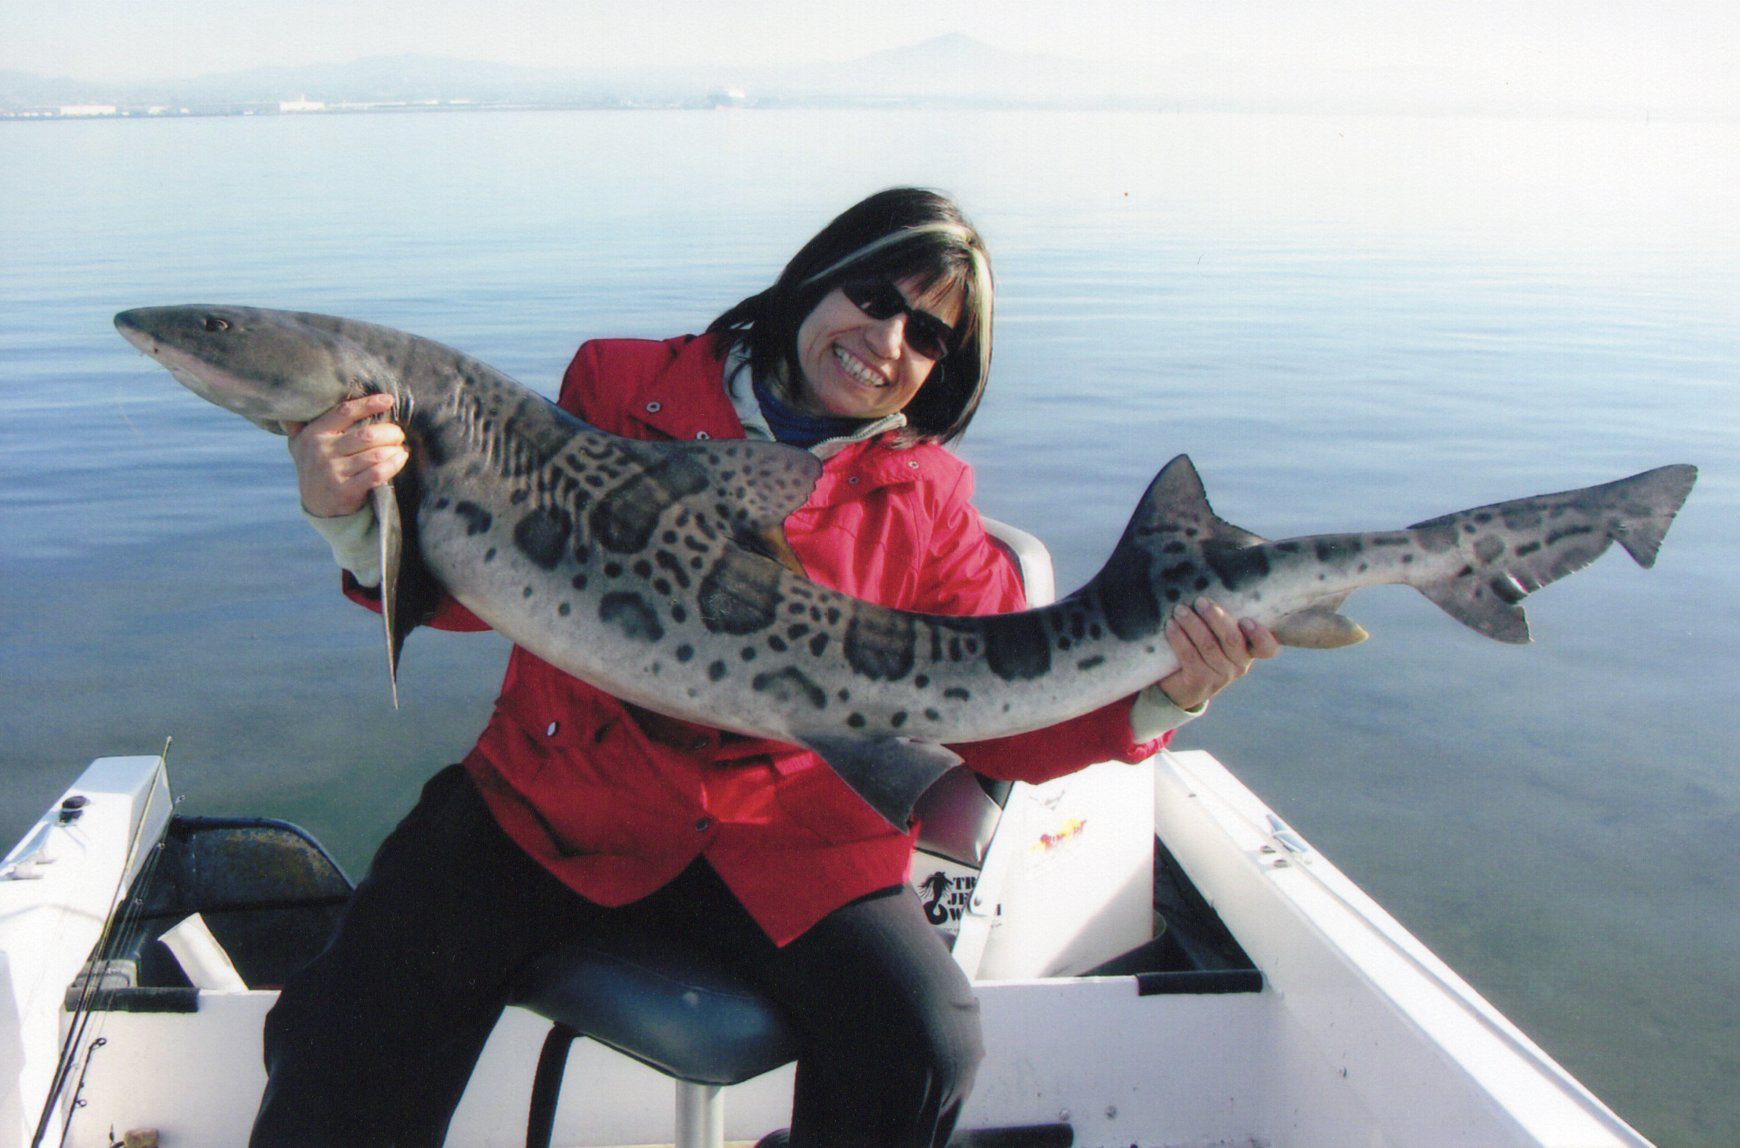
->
[835,347,885,387]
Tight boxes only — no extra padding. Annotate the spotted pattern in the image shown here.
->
[1203,541,1272,591]
[751,666,829,711]
[599,592,664,642]
[591,453,712,554]
[844,610,916,681]
[514,506,572,570]
[453,501,492,536]
[697,548,784,635]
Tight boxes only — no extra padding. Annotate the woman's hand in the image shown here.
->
[1157,597,1280,711]
[286,393,409,518]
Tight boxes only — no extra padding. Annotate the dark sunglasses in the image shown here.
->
[839,280,958,361]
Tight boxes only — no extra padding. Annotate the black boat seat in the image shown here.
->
[512,927,800,1148]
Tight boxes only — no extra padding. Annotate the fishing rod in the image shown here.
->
[30,740,176,1148]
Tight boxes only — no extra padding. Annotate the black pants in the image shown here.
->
[251,765,983,1147]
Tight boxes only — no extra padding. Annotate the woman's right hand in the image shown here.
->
[286,393,409,518]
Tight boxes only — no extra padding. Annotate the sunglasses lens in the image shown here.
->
[841,281,954,360]
[842,280,901,319]
[904,317,951,360]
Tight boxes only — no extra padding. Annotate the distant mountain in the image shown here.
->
[0,36,1158,114]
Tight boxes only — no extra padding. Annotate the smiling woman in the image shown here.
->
[242,185,1274,1147]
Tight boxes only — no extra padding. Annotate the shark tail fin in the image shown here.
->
[1408,463,1697,645]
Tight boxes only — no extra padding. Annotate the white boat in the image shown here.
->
[1,741,1654,1148]
[0,527,1656,1148]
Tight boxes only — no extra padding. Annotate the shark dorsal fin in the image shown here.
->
[1136,455,1268,549]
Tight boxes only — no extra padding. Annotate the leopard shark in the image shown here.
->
[114,305,1698,827]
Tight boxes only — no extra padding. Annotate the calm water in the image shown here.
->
[3,109,1736,1145]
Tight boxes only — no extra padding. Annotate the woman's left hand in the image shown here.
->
[1157,597,1280,711]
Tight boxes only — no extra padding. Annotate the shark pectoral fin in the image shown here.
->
[371,482,404,709]
[1271,600,1370,649]
[802,735,964,830]
[1418,576,1531,644]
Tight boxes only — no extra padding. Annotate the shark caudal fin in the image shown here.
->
[1408,463,1697,644]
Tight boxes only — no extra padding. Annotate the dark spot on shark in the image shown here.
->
[847,713,867,729]
[892,711,908,729]
[752,667,828,711]
[454,501,492,536]
[1409,520,1460,551]
[845,610,916,680]
[558,602,571,617]
[676,643,694,662]
[944,687,971,702]
[740,647,757,662]
[590,453,708,554]
[514,506,572,570]
[1313,537,1363,564]
[1078,655,1105,670]
[1474,536,1506,564]
[655,549,691,590]
[484,547,497,563]
[1515,541,1542,557]
[708,660,728,682]
[1503,507,1544,530]
[570,573,588,591]
[599,592,664,643]
[698,548,782,635]
[925,708,941,722]
[1203,541,1272,592]
[984,615,1051,681]
[1096,537,1163,640]
[809,633,830,658]
[604,562,623,578]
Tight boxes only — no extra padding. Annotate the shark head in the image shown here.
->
[116,305,384,433]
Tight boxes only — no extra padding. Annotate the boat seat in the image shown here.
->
[509,518,1049,1148]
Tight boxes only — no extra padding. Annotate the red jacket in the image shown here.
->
[363,334,1163,944]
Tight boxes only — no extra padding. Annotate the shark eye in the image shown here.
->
[202,316,231,332]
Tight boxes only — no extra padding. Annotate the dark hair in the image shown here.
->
[708,188,994,446]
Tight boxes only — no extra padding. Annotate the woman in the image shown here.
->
[253,188,1277,1147]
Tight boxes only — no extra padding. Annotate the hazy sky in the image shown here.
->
[4,0,1736,113]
